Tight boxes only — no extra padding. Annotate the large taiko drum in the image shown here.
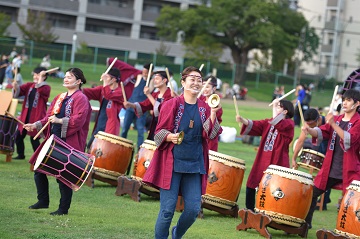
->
[89,131,134,181]
[34,134,95,191]
[133,140,156,179]
[334,180,360,238]
[298,149,325,171]
[0,115,18,152]
[202,150,246,210]
[255,165,313,227]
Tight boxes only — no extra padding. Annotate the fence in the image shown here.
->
[0,37,335,90]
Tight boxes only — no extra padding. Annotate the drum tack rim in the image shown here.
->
[254,208,305,228]
[265,165,314,185]
[209,150,246,169]
[334,229,360,239]
[140,140,157,151]
[347,180,360,193]
[93,167,122,181]
[202,194,237,210]
[95,131,134,148]
[301,149,325,158]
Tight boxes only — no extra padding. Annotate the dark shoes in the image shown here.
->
[13,155,25,160]
[50,210,68,216]
[29,202,49,209]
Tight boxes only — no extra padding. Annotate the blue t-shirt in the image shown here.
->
[173,102,205,174]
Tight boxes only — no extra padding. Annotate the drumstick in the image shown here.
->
[233,95,242,128]
[297,100,305,125]
[120,82,127,102]
[13,66,18,83]
[329,85,339,114]
[5,110,24,125]
[199,64,204,71]
[45,67,59,74]
[197,77,212,98]
[269,88,296,106]
[146,63,153,87]
[33,120,50,140]
[165,67,174,94]
[100,57,118,81]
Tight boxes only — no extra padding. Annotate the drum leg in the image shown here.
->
[115,175,141,202]
[237,209,310,238]
[316,229,350,239]
[6,152,12,162]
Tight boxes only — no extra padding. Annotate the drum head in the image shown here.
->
[301,149,325,158]
[34,135,54,170]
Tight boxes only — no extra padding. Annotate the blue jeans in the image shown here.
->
[121,108,146,149]
[155,172,201,239]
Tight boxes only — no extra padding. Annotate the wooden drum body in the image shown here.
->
[335,180,360,238]
[90,131,134,180]
[298,149,325,171]
[133,140,156,179]
[255,165,313,227]
[203,150,246,210]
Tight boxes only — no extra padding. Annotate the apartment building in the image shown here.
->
[299,0,360,82]
[1,0,225,65]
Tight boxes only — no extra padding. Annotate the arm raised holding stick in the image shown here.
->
[233,95,243,128]
[146,63,153,87]
[197,77,212,98]
[100,57,118,81]
[329,85,339,114]
[120,82,127,102]
[269,88,296,106]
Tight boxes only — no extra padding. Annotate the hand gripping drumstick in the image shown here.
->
[100,57,118,81]
[165,67,174,94]
[5,110,25,126]
[233,95,242,128]
[197,77,212,98]
[45,67,60,74]
[329,85,339,114]
[120,82,127,102]
[297,100,305,126]
[146,63,153,87]
[269,89,296,106]
[33,120,50,140]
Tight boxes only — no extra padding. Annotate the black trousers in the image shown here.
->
[305,177,342,226]
[34,172,73,213]
[245,187,256,211]
[15,129,40,157]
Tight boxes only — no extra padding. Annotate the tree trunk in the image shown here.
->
[231,47,249,86]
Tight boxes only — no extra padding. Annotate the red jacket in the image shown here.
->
[107,58,142,100]
[83,85,123,136]
[313,113,360,193]
[241,117,294,189]
[143,95,222,194]
[13,82,50,137]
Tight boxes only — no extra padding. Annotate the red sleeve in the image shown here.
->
[83,86,103,101]
[102,85,124,104]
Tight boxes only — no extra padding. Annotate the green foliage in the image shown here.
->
[156,0,319,86]
[16,10,59,43]
[0,12,11,37]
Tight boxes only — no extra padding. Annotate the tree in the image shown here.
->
[156,0,319,85]
[0,12,11,36]
[17,10,58,43]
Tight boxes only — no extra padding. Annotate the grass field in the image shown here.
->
[0,61,342,239]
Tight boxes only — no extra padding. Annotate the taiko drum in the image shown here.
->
[133,140,157,179]
[255,165,313,227]
[335,180,360,238]
[203,150,246,210]
[90,131,134,178]
[298,149,325,171]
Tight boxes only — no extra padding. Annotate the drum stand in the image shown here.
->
[0,150,13,162]
[236,209,309,238]
[175,196,239,218]
[316,229,350,239]
[115,175,159,202]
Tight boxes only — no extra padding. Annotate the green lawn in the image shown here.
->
[0,61,341,239]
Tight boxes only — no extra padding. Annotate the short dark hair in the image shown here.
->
[153,71,168,83]
[66,68,86,88]
[304,108,319,122]
[280,100,294,119]
[143,63,151,70]
[108,68,121,82]
[204,75,217,87]
[343,89,360,102]
[33,67,48,81]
